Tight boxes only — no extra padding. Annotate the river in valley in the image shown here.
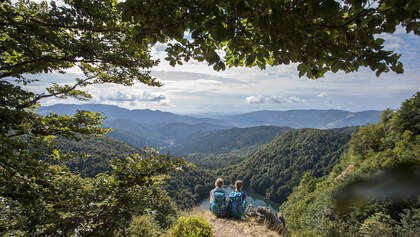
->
[198,186,280,211]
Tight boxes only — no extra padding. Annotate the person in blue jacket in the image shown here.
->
[228,180,248,218]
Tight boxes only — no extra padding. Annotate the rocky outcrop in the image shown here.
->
[244,205,286,235]
[334,164,355,181]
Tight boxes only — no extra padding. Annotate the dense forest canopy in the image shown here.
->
[280,92,420,236]
[1,0,419,235]
[218,128,352,202]
[170,126,293,155]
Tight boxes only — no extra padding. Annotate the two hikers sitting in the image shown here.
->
[209,178,247,218]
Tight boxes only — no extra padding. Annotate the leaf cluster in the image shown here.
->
[122,0,419,78]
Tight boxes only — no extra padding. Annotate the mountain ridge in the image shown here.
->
[224,109,381,128]
[38,103,381,129]
[37,103,223,125]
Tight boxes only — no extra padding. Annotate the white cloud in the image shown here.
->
[28,27,420,114]
[245,96,265,104]
[286,96,306,103]
[101,91,166,102]
[245,95,305,104]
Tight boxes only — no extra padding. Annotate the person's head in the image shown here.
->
[234,180,243,192]
[215,178,224,188]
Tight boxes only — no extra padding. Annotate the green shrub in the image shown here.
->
[359,212,398,237]
[128,215,162,237]
[400,208,420,237]
[170,216,213,237]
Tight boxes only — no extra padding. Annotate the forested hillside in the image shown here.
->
[219,129,351,203]
[170,126,293,155]
[162,128,354,209]
[104,119,227,147]
[280,92,420,236]
[182,144,263,169]
[163,167,215,210]
[106,129,165,149]
[54,135,140,177]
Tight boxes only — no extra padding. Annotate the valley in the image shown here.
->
[30,96,420,236]
[38,104,380,149]
[44,103,369,209]
[3,2,420,235]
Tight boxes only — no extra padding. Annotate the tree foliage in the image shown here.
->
[1,0,159,85]
[0,148,184,235]
[170,216,213,237]
[395,92,420,135]
[54,135,140,177]
[0,1,189,235]
[163,167,215,210]
[123,0,419,78]
[127,215,163,237]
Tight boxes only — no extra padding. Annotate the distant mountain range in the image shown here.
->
[37,103,222,125]
[223,109,381,128]
[103,119,228,148]
[38,103,381,148]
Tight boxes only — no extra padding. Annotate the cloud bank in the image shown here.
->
[101,91,166,102]
[245,95,305,104]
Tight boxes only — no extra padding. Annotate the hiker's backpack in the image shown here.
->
[228,191,247,218]
[209,190,227,217]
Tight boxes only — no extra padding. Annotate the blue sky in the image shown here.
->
[31,29,420,115]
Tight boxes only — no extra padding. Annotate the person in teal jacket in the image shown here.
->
[209,178,228,217]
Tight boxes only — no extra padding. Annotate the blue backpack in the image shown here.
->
[228,191,248,218]
[209,190,227,217]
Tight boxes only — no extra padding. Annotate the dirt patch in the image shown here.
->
[335,164,355,180]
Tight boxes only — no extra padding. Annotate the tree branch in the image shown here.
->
[15,77,93,110]
[0,56,100,79]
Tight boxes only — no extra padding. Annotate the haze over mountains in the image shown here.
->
[37,103,222,125]
[224,109,381,128]
[38,103,381,149]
